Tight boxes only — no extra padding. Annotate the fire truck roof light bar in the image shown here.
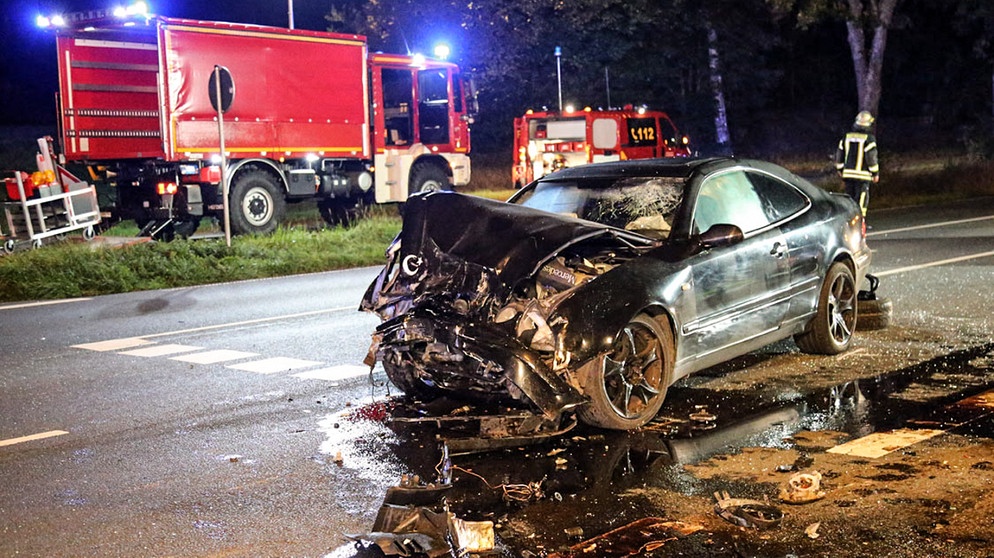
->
[37,1,151,29]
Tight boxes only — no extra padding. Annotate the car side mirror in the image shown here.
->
[698,223,744,250]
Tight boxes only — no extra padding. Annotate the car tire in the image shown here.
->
[229,170,286,236]
[795,262,857,355]
[576,314,674,430]
[857,296,893,331]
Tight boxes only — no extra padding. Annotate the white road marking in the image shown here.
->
[227,357,323,374]
[0,298,91,311]
[138,306,355,340]
[293,365,370,382]
[868,214,994,238]
[873,250,994,278]
[0,430,69,447]
[170,349,258,364]
[826,428,945,458]
[73,337,151,351]
[827,388,994,458]
[118,343,202,357]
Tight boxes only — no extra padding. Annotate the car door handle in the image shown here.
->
[770,242,788,259]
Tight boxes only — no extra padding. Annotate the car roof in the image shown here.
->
[537,156,730,182]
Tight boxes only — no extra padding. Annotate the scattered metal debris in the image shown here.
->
[713,491,784,530]
[779,471,827,504]
[347,475,493,557]
[547,517,703,557]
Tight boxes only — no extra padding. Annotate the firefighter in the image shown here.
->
[835,111,879,216]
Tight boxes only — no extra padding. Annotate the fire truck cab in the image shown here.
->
[512,106,690,187]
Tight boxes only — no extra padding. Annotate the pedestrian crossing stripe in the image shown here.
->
[72,338,369,382]
[118,343,201,357]
[227,357,323,374]
[169,349,260,364]
[73,338,151,351]
[293,365,370,382]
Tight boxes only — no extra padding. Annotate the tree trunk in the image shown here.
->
[844,0,900,117]
[705,20,732,154]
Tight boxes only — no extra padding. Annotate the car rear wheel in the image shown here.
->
[576,314,674,430]
[795,262,857,354]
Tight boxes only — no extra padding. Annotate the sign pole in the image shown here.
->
[214,65,231,247]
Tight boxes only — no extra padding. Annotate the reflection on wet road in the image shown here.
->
[323,343,994,557]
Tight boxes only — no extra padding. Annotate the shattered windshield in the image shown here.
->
[513,176,686,239]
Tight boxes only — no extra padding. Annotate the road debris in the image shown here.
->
[347,474,493,556]
[547,517,703,557]
[805,522,822,539]
[779,471,827,504]
[713,491,784,530]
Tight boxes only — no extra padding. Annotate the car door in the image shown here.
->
[680,169,792,361]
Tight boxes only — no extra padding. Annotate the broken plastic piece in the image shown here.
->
[805,522,821,539]
[713,491,784,530]
[779,471,826,504]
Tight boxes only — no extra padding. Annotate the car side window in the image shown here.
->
[694,171,769,234]
[746,172,809,223]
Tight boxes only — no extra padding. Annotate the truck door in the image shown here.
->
[375,68,414,148]
[417,68,450,145]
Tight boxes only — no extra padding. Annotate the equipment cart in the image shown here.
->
[2,138,101,254]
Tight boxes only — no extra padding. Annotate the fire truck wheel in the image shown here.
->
[230,170,286,235]
[409,164,450,196]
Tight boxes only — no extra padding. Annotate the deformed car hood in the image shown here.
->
[398,192,655,286]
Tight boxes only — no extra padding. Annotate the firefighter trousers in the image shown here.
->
[844,179,870,216]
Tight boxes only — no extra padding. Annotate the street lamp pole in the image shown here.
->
[555,46,563,112]
[288,0,294,29]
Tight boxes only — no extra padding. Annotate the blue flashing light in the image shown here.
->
[433,43,451,60]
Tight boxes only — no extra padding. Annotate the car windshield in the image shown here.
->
[513,176,686,239]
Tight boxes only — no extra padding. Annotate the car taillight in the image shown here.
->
[156,182,178,195]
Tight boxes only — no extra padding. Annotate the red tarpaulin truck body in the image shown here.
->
[54,14,474,238]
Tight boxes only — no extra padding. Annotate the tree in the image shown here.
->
[770,0,902,118]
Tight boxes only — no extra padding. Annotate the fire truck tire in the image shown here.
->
[230,170,286,236]
[408,163,450,196]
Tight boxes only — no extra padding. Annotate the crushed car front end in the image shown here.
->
[360,192,659,421]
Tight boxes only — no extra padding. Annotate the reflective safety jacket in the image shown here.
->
[835,131,879,181]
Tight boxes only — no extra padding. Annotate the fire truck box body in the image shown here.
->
[53,14,473,238]
[58,19,368,164]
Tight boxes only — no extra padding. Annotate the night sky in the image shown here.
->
[0,0,339,127]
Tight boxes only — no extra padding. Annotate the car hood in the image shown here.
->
[397,191,655,285]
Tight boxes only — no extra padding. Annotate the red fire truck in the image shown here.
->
[512,107,690,188]
[49,9,474,238]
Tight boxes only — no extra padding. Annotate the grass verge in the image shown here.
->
[0,214,400,302]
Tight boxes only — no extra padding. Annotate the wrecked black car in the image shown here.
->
[361,157,871,430]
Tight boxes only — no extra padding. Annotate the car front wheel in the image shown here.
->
[795,262,857,355]
[576,314,674,430]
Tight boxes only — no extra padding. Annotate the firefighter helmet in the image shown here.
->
[854,111,875,127]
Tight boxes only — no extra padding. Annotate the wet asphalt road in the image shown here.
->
[1,197,993,557]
